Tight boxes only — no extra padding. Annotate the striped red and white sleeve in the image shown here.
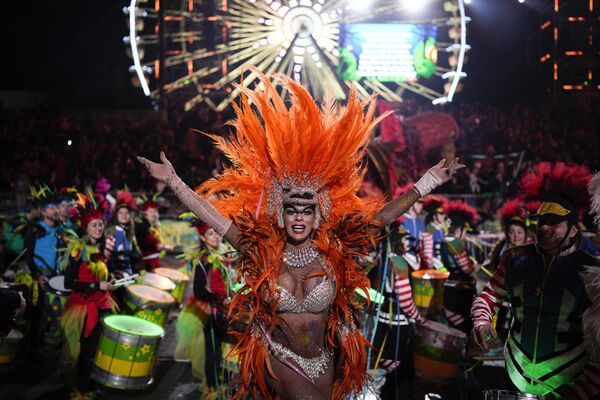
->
[471,253,508,328]
[456,249,473,275]
[420,232,434,269]
[560,362,600,399]
[393,276,421,320]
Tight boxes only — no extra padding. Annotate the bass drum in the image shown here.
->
[412,320,466,383]
[91,314,164,390]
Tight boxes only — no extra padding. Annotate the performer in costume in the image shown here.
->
[135,194,166,271]
[483,199,529,273]
[420,195,448,269]
[471,162,600,398]
[23,185,60,359]
[138,70,463,399]
[441,200,478,334]
[371,224,422,399]
[175,215,229,398]
[108,188,138,275]
[60,192,116,397]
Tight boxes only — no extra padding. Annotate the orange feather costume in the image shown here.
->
[197,70,387,399]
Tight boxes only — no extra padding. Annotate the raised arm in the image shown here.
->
[137,152,241,248]
[375,158,464,226]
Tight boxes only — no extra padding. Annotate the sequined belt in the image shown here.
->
[269,341,332,383]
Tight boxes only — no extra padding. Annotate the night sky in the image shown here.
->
[1,0,545,109]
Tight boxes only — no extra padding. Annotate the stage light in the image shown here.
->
[518,0,524,3]
[402,0,426,12]
[349,0,372,10]
[464,0,471,4]
[67,140,72,146]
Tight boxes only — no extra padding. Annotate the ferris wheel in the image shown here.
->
[124,0,470,111]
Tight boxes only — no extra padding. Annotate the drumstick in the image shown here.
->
[109,279,136,290]
[479,265,493,278]
[113,274,139,285]
[5,249,27,271]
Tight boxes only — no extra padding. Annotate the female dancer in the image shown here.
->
[175,216,230,398]
[139,71,462,399]
[60,193,116,396]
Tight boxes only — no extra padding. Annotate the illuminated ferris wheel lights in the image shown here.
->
[402,0,427,12]
[348,0,373,11]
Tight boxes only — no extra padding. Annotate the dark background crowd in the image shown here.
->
[1,97,597,206]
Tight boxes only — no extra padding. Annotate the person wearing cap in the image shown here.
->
[22,186,60,359]
[24,186,61,282]
[396,182,426,256]
[441,200,478,334]
[471,162,600,399]
[420,195,448,269]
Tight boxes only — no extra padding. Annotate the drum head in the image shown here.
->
[141,273,176,291]
[128,284,175,304]
[49,275,71,293]
[421,319,466,339]
[411,269,450,280]
[154,268,190,283]
[103,314,164,337]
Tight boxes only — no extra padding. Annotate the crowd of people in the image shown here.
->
[1,98,598,205]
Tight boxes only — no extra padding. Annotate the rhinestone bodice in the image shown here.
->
[276,278,335,314]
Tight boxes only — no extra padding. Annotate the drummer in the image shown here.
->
[371,224,423,399]
[441,200,479,334]
[420,195,448,269]
[471,163,600,398]
[175,217,229,397]
[135,194,167,271]
[396,182,425,256]
[23,185,61,360]
[108,188,139,276]
[60,192,116,397]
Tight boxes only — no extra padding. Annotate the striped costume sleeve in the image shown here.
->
[561,362,600,399]
[456,249,473,275]
[420,231,434,269]
[393,276,421,320]
[471,253,508,328]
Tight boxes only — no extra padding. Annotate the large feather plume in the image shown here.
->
[518,162,592,216]
[497,198,527,226]
[444,200,479,226]
[199,68,386,223]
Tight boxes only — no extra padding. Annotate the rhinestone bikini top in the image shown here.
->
[276,278,336,314]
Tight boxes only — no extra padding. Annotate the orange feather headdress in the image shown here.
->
[199,69,387,229]
[196,70,388,399]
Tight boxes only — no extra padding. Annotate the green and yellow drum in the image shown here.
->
[411,269,450,317]
[125,284,175,327]
[154,268,190,303]
[91,315,164,390]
